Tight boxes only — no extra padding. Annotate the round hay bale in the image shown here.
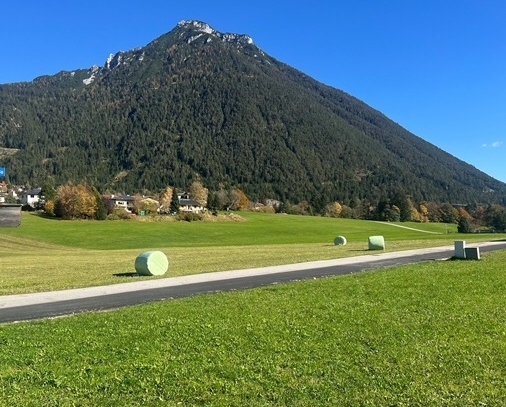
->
[333,236,347,246]
[368,235,385,250]
[135,251,169,276]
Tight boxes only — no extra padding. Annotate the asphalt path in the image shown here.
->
[1,241,505,323]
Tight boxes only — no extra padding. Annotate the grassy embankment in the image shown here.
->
[0,211,504,294]
[1,248,505,405]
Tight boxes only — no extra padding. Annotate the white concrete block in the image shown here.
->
[454,240,466,259]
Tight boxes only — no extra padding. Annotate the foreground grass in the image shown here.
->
[1,250,505,406]
[1,212,504,294]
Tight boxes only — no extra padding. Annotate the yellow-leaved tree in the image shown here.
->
[56,182,97,219]
[324,201,342,217]
[158,186,173,214]
[189,181,208,207]
[232,188,249,210]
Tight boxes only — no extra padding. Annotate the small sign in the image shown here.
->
[0,167,5,177]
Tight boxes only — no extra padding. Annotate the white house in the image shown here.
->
[21,188,43,207]
[105,194,136,212]
[178,192,205,213]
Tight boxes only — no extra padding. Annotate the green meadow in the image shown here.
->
[1,212,506,405]
[1,249,505,405]
[0,212,504,294]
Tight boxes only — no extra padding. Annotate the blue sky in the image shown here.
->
[1,1,505,183]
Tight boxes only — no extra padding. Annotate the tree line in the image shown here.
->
[275,190,506,233]
[18,180,506,233]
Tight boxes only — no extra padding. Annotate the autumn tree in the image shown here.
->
[470,205,488,227]
[410,207,421,222]
[158,186,173,214]
[418,202,429,222]
[425,201,443,222]
[132,194,159,215]
[138,197,160,214]
[56,182,97,219]
[44,199,56,216]
[189,181,208,207]
[231,188,249,210]
[324,201,342,217]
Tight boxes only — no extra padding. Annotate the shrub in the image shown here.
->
[457,217,473,233]
[107,209,134,220]
[177,212,203,222]
[44,199,56,216]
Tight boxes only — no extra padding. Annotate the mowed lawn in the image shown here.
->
[0,212,504,294]
[1,249,505,406]
[2,211,461,249]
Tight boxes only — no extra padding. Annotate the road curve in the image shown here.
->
[1,241,505,323]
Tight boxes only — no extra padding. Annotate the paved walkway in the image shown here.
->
[1,241,505,323]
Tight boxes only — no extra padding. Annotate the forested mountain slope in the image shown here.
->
[1,20,505,205]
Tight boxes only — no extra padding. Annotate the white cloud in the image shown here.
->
[482,141,503,148]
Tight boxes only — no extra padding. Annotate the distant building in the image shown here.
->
[104,194,136,213]
[21,188,43,207]
[178,192,205,213]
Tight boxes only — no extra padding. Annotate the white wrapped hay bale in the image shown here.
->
[368,236,385,250]
[333,236,347,246]
[135,251,169,276]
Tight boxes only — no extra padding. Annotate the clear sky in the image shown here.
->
[1,1,505,183]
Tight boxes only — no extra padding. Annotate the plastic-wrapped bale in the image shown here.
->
[333,236,347,246]
[368,236,385,250]
[135,251,169,276]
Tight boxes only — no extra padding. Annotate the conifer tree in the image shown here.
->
[91,186,107,220]
[169,189,180,214]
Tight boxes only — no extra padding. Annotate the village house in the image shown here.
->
[105,194,136,213]
[178,192,205,213]
[21,188,43,208]
[104,192,205,215]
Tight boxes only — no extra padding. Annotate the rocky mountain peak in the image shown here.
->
[177,19,254,45]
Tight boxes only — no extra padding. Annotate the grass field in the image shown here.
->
[0,212,504,294]
[2,211,462,249]
[1,249,505,406]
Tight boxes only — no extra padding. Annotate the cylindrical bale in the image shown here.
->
[368,235,385,250]
[334,236,347,246]
[135,251,169,276]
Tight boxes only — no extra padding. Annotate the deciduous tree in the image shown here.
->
[159,187,173,214]
[189,181,208,207]
[56,182,97,220]
[231,188,249,210]
[324,201,342,217]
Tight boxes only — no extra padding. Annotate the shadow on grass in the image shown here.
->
[30,212,63,221]
[445,257,481,262]
[113,272,139,278]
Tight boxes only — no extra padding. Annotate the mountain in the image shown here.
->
[0,20,505,206]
